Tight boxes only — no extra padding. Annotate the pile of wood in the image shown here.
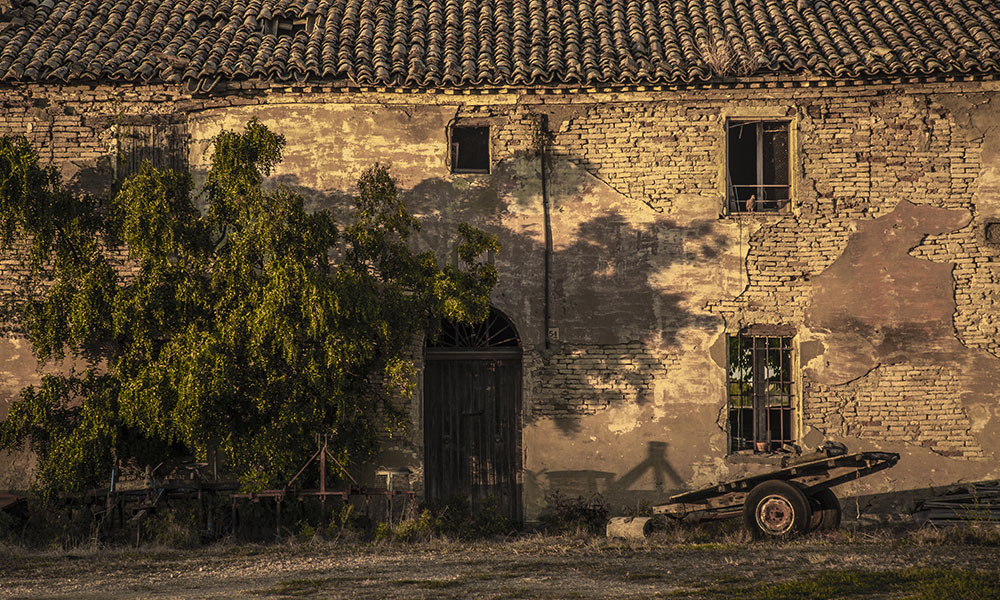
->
[913,482,1000,524]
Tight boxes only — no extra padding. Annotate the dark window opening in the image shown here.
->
[727,334,794,452]
[115,123,187,183]
[727,120,789,213]
[451,126,490,173]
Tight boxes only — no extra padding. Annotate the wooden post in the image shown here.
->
[231,497,238,537]
[319,435,327,530]
[116,494,124,532]
[319,434,327,495]
[197,488,204,534]
[275,497,282,540]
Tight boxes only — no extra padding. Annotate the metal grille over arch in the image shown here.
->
[424,308,523,521]
[427,307,520,350]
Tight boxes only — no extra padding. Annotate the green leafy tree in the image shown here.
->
[0,120,498,495]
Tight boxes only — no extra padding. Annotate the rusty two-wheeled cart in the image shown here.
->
[607,448,899,539]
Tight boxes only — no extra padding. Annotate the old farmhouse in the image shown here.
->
[2,0,1000,522]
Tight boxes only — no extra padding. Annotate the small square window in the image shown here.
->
[451,126,490,174]
[727,120,790,213]
[727,333,794,453]
[115,123,187,182]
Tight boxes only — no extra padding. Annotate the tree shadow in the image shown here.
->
[267,154,731,436]
[2,149,732,508]
[405,161,728,434]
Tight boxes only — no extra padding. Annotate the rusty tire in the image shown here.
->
[807,488,842,532]
[743,480,812,539]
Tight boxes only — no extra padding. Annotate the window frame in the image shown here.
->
[726,332,797,454]
[114,121,188,183]
[449,124,491,174]
[726,119,790,213]
[719,108,798,217]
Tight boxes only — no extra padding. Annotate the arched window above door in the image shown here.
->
[427,307,520,349]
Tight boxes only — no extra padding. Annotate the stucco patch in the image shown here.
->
[807,200,970,364]
[606,401,643,435]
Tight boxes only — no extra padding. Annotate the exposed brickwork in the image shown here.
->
[912,223,1000,359]
[551,103,717,208]
[0,84,185,189]
[0,238,52,336]
[804,364,985,458]
[531,343,674,416]
[1,78,999,484]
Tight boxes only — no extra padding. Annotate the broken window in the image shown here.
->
[727,334,794,452]
[726,120,789,213]
[115,122,187,182]
[450,125,490,173]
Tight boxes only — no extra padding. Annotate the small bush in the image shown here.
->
[376,509,439,543]
[0,508,26,544]
[147,508,200,549]
[537,492,608,536]
[376,496,517,542]
[0,499,92,549]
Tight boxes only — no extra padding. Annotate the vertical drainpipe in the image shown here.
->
[539,114,552,350]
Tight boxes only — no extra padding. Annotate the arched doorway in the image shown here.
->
[424,308,522,521]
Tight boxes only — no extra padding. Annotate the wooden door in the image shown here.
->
[424,310,522,521]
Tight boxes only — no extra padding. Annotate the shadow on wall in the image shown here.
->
[203,153,729,353]
[2,152,726,488]
[407,157,731,434]
[258,154,732,435]
[64,156,116,197]
[537,441,685,510]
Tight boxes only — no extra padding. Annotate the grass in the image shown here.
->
[701,568,1000,600]
[265,577,330,597]
[5,525,1000,599]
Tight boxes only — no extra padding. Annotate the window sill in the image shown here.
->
[720,209,792,221]
[725,450,807,468]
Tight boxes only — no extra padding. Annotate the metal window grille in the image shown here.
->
[727,334,794,452]
[427,307,519,349]
[726,120,790,213]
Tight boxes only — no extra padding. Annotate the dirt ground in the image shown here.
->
[2,527,1000,600]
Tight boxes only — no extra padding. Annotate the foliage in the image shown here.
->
[537,492,609,535]
[147,507,201,549]
[0,120,499,496]
[375,497,516,542]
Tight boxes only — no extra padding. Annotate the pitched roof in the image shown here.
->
[1,0,998,87]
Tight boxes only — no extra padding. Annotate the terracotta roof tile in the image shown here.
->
[0,0,998,86]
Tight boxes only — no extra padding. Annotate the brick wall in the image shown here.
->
[912,224,1000,358]
[531,343,674,416]
[804,364,984,458]
[2,77,999,482]
[550,104,718,208]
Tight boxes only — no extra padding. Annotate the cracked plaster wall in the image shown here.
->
[1,80,1000,520]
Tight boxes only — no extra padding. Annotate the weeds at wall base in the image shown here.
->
[4,496,1000,551]
[375,496,518,543]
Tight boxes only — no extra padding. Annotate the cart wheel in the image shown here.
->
[743,480,812,539]
[807,488,841,532]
